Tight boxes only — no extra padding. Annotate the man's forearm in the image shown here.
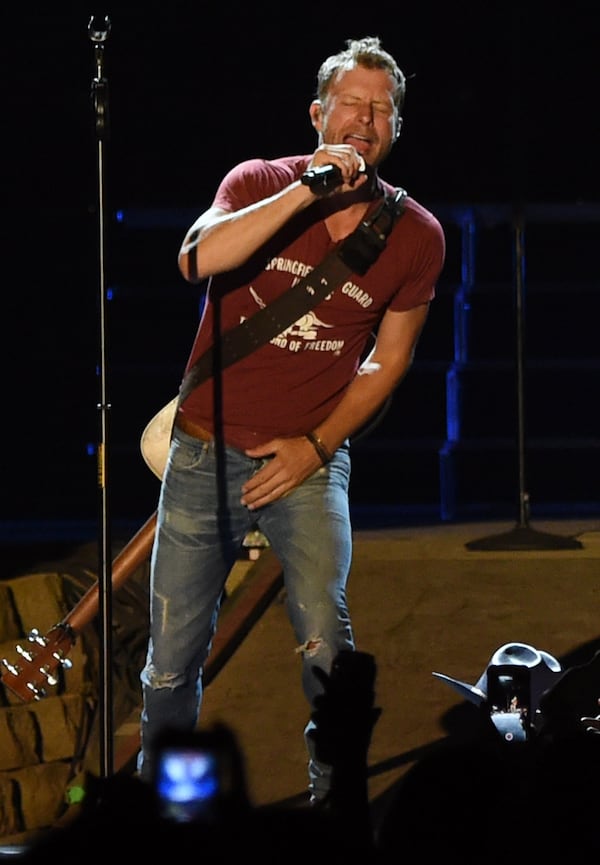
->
[312,359,412,455]
[178,181,315,281]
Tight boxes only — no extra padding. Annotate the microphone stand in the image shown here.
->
[88,14,115,776]
[466,8,582,552]
[466,208,582,552]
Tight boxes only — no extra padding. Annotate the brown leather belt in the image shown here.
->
[174,413,213,442]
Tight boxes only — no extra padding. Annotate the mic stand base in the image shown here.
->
[465,523,584,552]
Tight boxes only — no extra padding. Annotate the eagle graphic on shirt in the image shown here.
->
[246,285,334,341]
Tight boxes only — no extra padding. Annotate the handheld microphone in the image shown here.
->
[301,165,343,194]
[301,157,366,195]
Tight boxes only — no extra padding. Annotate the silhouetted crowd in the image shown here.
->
[14,648,600,864]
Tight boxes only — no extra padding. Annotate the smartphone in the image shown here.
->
[153,731,232,823]
[486,664,531,741]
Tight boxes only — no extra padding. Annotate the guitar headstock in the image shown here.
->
[0,623,75,702]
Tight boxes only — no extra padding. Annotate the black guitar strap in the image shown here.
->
[177,186,408,406]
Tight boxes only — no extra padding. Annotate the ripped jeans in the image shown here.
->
[137,425,355,801]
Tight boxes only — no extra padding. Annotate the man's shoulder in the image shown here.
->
[404,196,445,236]
[215,156,311,208]
[377,180,445,264]
[266,154,312,175]
[379,179,441,228]
[231,155,311,183]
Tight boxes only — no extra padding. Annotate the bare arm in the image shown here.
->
[178,182,313,282]
[177,144,368,282]
[311,303,430,454]
[240,303,430,510]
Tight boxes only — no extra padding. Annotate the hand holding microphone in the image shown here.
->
[301,147,367,196]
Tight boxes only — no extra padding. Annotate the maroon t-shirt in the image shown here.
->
[178,155,445,450]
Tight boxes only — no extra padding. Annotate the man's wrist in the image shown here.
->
[305,431,332,465]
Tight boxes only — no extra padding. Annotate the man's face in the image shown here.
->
[310,65,401,167]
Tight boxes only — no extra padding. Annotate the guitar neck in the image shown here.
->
[63,511,157,635]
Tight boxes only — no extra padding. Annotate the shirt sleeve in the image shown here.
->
[387,204,446,312]
[212,157,306,212]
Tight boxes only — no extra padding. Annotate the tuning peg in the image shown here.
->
[1,621,77,703]
[41,652,73,687]
[1,657,46,699]
[26,682,46,700]
[24,628,72,674]
[12,629,47,663]
[1,658,19,677]
[3,651,48,699]
[15,643,35,663]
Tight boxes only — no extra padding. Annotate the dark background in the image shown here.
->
[2,2,599,537]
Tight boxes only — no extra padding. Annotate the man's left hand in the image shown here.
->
[241,436,325,510]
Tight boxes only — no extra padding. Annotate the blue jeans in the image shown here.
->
[137,426,355,800]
